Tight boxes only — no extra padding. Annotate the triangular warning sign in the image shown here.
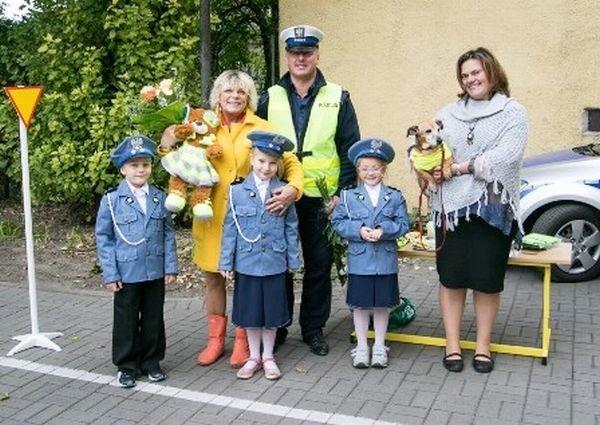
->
[4,86,44,128]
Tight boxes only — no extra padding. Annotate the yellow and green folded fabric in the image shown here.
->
[521,233,561,250]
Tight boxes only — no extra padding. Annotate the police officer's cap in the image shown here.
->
[279,25,324,52]
[248,131,294,157]
[111,135,156,168]
[348,138,395,166]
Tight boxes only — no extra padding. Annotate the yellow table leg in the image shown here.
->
[351,264,552,364]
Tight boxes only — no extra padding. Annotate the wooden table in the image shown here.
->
[375,242,572,364]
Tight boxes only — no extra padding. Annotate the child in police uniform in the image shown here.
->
[219,130,300,380]
[95,135,178,388]
[331,138,410,368]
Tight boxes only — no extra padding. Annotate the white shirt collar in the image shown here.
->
[252,173,269,187]
[126,182,149,195]
[364,183,381,207]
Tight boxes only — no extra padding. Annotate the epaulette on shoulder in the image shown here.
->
[342,184,357,191]
[387,185,400,192]
[104,186,118,195]
[231,177,245,185]
[150,184,165,193]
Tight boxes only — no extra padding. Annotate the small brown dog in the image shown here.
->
[406,119,453,191]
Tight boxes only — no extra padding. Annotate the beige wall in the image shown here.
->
[279,0,600,206]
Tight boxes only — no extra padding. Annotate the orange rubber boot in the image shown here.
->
[229,327,249,368]
[197,314,227,365]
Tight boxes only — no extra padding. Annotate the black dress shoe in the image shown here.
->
[117,370,136,388]
[304,334,329,356]
[472,353,494,373]
[443,352,464,372]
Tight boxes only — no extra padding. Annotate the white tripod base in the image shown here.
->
[7,332,63,356]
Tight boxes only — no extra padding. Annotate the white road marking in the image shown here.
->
[0,356,403,425]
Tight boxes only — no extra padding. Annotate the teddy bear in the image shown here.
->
[160,106,223,220]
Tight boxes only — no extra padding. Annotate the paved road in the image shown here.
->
[1,260,599,425]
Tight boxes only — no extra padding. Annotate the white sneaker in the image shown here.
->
[351,346,370,369]
[371,345,389,368]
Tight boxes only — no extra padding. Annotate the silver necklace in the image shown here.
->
[466,120,478,145]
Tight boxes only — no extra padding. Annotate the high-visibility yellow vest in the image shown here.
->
[267,83,341,197]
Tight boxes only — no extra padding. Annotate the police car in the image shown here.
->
[520,142,600,282]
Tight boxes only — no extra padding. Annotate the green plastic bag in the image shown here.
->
[388,296,416,330]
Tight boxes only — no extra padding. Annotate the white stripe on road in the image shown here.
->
[0,356,403,425]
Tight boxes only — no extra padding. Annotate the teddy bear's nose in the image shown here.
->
[193,122,209,134]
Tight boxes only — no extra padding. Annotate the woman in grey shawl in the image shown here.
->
[431,47,528,374]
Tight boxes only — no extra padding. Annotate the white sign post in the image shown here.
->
[4,86,62,356]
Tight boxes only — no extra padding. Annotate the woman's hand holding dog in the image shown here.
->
[431,166,445,184]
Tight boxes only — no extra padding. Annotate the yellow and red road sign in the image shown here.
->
[4,86,44,128]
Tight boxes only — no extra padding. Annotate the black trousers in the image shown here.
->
[112,278,166,374]
[285,196,333,339]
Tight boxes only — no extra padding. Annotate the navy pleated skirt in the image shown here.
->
[346,273,399,309]
[231,272,290,328]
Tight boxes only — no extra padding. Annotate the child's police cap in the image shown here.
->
[348,138,395,165]
[279,25,324,52]
[111,135,156,168]
[247,131,294,157]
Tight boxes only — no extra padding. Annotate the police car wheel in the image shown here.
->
[532,204,600,283]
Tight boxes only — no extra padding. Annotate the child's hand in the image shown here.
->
[361,226,382,242]
[165,274,177,285]
[219,270,233,280]
[105,281,122,292]
[371,227,383,242]
[360,226,374,241]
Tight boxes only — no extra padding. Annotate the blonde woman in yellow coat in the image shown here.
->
[159,70,303,367]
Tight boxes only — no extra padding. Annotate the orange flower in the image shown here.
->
[140,85,157,102]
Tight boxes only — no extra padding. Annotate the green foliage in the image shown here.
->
[66,224,95,250]
[211,0,279,89]
[0,219,22,240]
[315,176,347,286]
[0,0,279,209]
[408,207,428,231]
[1,0,200,204]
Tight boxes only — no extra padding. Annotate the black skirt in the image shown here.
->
[436,216,514,293]
[231,272,290,328]
[346,273,399,309]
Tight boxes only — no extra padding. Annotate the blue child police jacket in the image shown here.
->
[219,176,301,276]
[95,180,178,284]
[331,183,410,275]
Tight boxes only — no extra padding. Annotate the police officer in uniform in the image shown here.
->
[256,24,361,355]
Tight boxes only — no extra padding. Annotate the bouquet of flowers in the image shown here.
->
[315,176,348,286]
[132,78,187,137]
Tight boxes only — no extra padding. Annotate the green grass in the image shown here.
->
[0,220,22,240]
[66,225,94,250]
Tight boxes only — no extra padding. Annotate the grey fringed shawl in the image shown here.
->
[431,94,529,232]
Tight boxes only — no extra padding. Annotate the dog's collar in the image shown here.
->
[407,144,443,155]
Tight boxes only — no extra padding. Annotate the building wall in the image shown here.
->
[279,0,600,205]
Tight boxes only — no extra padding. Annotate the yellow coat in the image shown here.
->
[192,109,304,271]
